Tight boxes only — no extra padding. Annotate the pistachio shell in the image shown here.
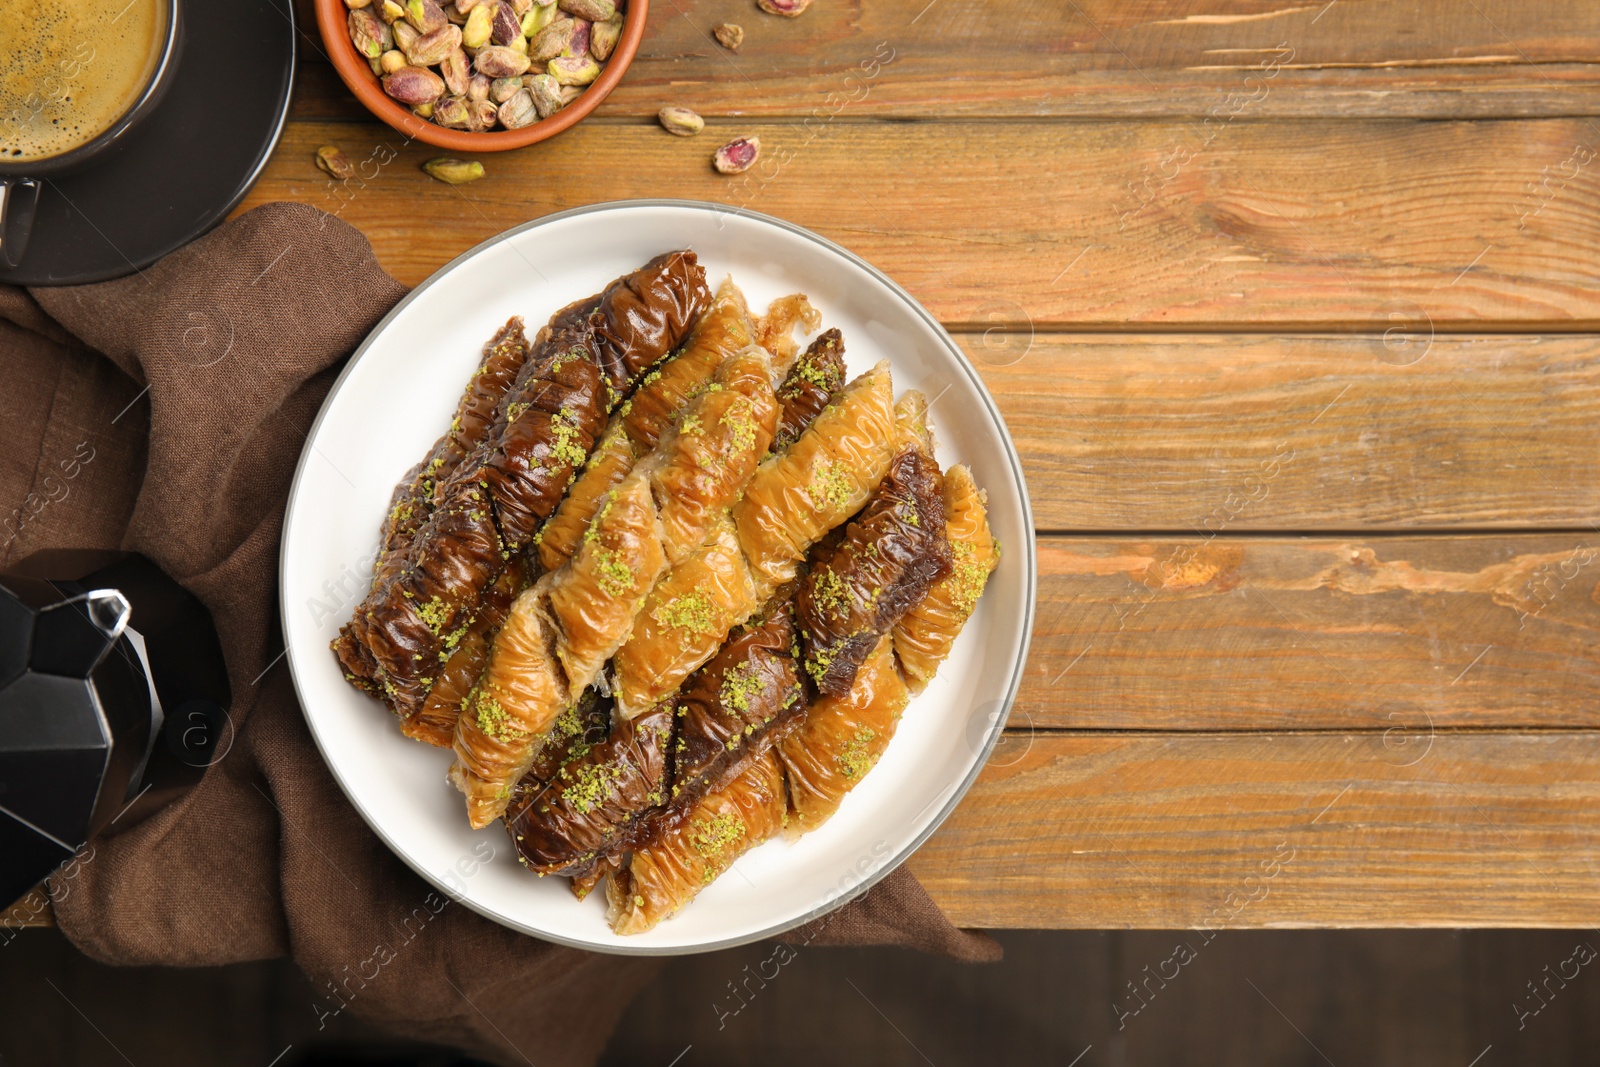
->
[422,157,486,184]
[381,64,445,105]
[475,43,532,76]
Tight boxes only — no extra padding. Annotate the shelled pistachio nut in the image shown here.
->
[498,89,539,128]
[526,72,564,118]
[379,48,408,73]
[378,0,404,22]
[522,2,556,35]
[567,19,591,58]
[440,46,472,93]
[489,75,524,102]
[422,157,486,183]
[474,44,532,76]
[461,3,493,48]
[657,106,703,137]
[382,64,445,105]
[713,136,760,174]
[528,16,575,62]
[548,55,599,85]
[345,0,373,8]
[405,0,447,33]
[558,0,613,20]
[432,94,473,128]
[408,23,462,66]
[591,14,622,60]
[348,8,392,58]
[315,144,356,180]
[492,1,524,43]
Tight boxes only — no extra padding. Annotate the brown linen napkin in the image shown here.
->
[0,202,998,1065]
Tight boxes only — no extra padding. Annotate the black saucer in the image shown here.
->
[0,0,297,287]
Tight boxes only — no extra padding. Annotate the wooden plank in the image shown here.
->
[292,0,1600,120]
[972,333,1600,530]
[0,890,53,930]
[915,730,1600,928]
[241,119,1600,325]
[1024,534,1600,732]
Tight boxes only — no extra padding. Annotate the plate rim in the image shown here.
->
[279,198,1037,955]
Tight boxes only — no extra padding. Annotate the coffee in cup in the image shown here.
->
[0,0,172,161]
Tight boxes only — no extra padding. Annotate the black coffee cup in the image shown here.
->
[0,0,183,269]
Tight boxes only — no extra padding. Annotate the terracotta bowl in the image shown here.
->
[314,0,648,151]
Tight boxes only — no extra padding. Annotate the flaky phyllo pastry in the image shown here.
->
[334,254,1000,932]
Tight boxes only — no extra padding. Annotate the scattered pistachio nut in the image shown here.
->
[557,0,614,20]
[423,157,485,183]
[489,75,524,102]
[378,0,404,23]
[475,43,532,76]
[712,22,743,50]
[408,22,462,66]
[461,3,493,48]
[379,48,408,73]
[315,144,356,180]
[382,64,445,105]
[713,135,759,174]
[528,16,575,62]
[348,8,391,58]
[590,14,621,59]
[498,89,539,128]
[548,54,599,85]
[405,0,447,33]
[756,0,810,14]
[657,105,703,137]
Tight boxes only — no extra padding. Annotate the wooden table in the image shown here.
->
[9,0,1600,932]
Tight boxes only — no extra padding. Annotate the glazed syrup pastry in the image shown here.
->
[333,256,998,933]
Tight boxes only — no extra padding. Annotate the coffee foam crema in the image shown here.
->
[0,0,168,162]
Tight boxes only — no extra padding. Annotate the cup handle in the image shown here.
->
[0,178,42,270]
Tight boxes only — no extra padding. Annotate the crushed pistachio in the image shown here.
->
[415,595,451,635]
[591,546,635,598]
[654,589,718,638]
[688,810,744,860]
[809,567,849,617]
[835,727,878,780]
[560,760,623,815]
[472,689,524,743]
[946,538,993,616]
[719,661,765,714]
[811,460,855,511]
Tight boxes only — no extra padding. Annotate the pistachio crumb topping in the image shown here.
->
[835,727,878,780]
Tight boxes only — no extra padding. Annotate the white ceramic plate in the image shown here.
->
[281,200,1035,954]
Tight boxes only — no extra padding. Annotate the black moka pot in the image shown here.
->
[0,551,231,910]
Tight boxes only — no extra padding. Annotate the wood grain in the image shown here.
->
[0,891,52,930]
[240,119,1600,326]
[1023,534,1600,731]
[972,333,1600,530]
[914,730,1600,928]
[292,0,1600,120]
